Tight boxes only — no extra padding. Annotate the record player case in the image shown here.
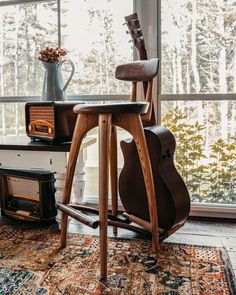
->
[25,101,79,143]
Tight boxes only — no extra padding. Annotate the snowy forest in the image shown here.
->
[161,0,236,204]
[0,0,236,204]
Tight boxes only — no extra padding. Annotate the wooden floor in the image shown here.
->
[1,212,236,276]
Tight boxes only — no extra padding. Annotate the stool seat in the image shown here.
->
[73,102,149,115]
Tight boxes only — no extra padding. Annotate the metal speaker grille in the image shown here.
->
[6,176,40,201]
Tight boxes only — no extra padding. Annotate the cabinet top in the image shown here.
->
[0,136,96,152]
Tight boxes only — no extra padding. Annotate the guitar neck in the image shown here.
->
[124,13,156,126]
[125,14,147,56]
[137,45,147,61]
[134,40,148,99]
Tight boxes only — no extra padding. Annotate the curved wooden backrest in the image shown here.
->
[115,58,159,82]
[115,58,159,125]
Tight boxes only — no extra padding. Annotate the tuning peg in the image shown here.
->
[130,19,139,24]
[135,38,145,44]
[136,37,144,43]
[123,19,140,26]
[126,29,142,37]
[131,28,141,33]
[128,37,144,43]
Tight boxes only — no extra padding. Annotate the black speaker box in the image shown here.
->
[0,168,57,222]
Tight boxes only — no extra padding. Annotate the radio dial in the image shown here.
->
[48,127,53,135]
[33,206,40,215]
[28,125,32,131]
[7,199,16,208]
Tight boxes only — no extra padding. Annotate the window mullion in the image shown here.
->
[0,0,55,7]
[57,0,61,48]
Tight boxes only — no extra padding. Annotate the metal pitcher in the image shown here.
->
[41,60,75,101]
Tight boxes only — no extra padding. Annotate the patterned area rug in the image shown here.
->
[0,225,235,295]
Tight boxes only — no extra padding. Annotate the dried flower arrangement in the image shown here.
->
[38,47,67,63]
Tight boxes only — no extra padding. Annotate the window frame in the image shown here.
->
[136,0,236,217]
[1,0,236,217]
[0,0,132,102]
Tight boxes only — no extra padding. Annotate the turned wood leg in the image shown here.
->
[99,114,111,281]
[110,125,118,234]
[113,113,159,253]
[60,114,98,248]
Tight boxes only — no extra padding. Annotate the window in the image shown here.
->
[161,0,236,210]
[0,1,58,97]
[60,0,133,96]
[0,0,133,135]
[1,0,236,216]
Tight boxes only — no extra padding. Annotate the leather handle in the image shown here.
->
[28,120,54,137]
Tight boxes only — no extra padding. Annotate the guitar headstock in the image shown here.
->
[124,13,147,60]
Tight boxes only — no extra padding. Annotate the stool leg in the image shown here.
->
[110,125,118,234]
[99,114,111,281]
[113,113,159,253]
[61,114,98,248]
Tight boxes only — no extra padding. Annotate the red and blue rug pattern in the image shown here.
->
[0,225,235,294]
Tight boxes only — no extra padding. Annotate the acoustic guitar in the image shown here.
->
[119,13,190,231]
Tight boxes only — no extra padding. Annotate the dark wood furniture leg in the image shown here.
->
[60,114,98,248]
[99,114,111,281]
[110,125,118,234]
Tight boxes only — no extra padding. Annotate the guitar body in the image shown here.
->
[119,125,190,231]
[119,13,190,232]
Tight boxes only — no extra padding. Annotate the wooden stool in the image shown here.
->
[57,59,159,281]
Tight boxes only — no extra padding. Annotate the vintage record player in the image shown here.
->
[25,101,79,143]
